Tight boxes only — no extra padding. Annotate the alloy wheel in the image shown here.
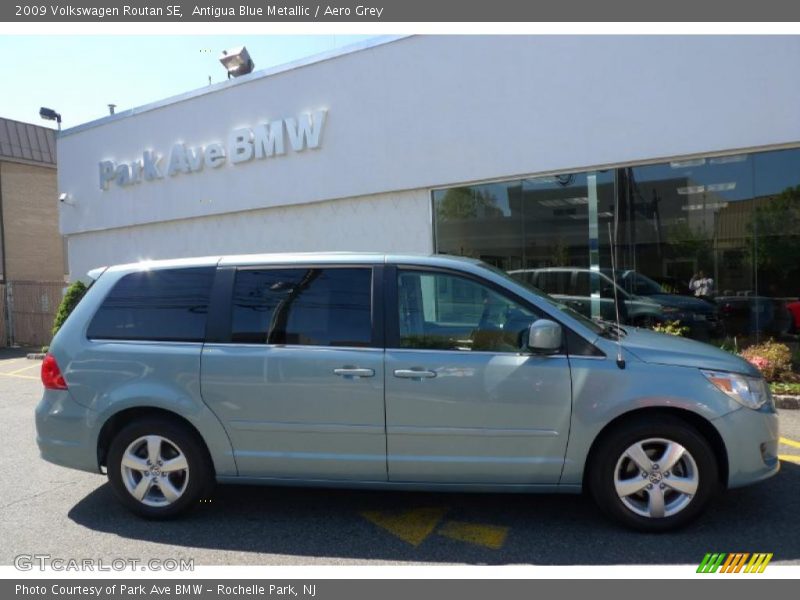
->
[120,435,190,507]
[613,437,699,519]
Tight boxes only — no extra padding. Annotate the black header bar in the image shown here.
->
[4,0,800,22]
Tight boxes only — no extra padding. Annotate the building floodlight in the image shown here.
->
[39,107,62,130]
[219,46,255,79]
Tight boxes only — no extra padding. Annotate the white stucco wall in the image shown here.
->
[67,189,433,277]
[58,35,800,277]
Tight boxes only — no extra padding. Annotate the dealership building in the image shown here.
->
[58,35,800,341]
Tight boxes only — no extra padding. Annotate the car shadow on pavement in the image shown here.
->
[69,461,800,565]
[0,347,40,360]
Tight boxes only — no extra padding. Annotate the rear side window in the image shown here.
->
[87,267,215,342]
[231,268,372,347]
[535,271,571,295]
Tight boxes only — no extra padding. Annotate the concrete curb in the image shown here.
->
[775,395,800,410]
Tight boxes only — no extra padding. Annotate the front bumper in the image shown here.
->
[35,389,101,474]
[712,405,780,489]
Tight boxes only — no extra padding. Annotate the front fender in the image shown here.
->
[561,354,736,485]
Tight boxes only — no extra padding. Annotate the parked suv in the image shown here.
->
[36,254,778,531]
[509,267,723,339]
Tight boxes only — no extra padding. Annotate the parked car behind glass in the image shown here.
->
[716,295,793,338]
[509,267,722,339]
[788,300,800,333]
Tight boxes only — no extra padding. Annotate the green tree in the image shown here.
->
[746,185,800,292]
[664,220,714,272]
[436,187,503,221]
[51,280,88,338]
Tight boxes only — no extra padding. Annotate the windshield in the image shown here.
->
[617,271,663,296]
[477,262,604,335]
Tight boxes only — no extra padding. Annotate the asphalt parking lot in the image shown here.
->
[2,349,799,566]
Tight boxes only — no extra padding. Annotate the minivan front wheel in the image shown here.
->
[107,418,212,518]
[588,416,719,531]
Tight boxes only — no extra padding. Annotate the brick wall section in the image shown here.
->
[0,160,64,282]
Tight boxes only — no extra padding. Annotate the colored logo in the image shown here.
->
[697,553,773,573]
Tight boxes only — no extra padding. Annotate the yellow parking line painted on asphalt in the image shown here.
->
[779,454,800,464]
[0,358,26,367]
[437,520,509,550]
[5,362,42,375]
[0,372,39,381]
[779,437,800,450]
[361,507,449,547]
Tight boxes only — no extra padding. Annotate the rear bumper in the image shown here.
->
[712,406,780,489]
[35,389,101,474]
[682,316,724,340]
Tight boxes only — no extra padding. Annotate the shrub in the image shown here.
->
[717,336,739,354]
[771,382,800,395]
[51,280,88,338]
[652,320,689,337]
[740,340,793,382]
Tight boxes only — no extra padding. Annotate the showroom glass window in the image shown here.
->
[231,267,373,347]
[433,146,800,343]
[87,267,215,342]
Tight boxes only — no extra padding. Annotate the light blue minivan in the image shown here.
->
[36,253,779,531]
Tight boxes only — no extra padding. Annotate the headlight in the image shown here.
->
[702,370,768,410]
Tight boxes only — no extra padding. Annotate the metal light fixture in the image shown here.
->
[39,107,62,130]
[219,46,254,79]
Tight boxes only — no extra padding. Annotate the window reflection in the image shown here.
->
[434,147,800,343]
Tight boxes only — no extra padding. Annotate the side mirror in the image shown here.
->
[527,319,562,352]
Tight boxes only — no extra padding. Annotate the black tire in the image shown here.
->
[588,415,720,532]
[106,417,214,519]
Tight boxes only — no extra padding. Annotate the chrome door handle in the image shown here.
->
[393,369,437,379]
[333,367,375,378]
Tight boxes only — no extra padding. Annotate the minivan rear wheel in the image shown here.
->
[107,418,213,518]
[588,415,719,532]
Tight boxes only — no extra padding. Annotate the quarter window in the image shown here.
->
[87,267,215,342]
[231,268,373,347]
[397,270,538,352]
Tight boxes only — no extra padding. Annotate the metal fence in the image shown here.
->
[0,281,65,348]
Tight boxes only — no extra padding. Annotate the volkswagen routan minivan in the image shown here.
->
[36,253,779,531]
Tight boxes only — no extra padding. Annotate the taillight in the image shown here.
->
[41,354,67,390]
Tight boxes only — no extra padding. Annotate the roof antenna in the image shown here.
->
[608,221,626,369]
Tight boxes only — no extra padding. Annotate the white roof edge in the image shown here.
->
[93,251,491,273]
[219,251,386,266]
[104,255,224,273]
[58,35,411,139]
[86,266,108,280]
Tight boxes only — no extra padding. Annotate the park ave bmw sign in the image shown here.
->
[98,109,327,190]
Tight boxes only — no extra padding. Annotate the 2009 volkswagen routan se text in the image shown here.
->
[36,253,779,531]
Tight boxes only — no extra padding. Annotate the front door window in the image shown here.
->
[398,270,539,353]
